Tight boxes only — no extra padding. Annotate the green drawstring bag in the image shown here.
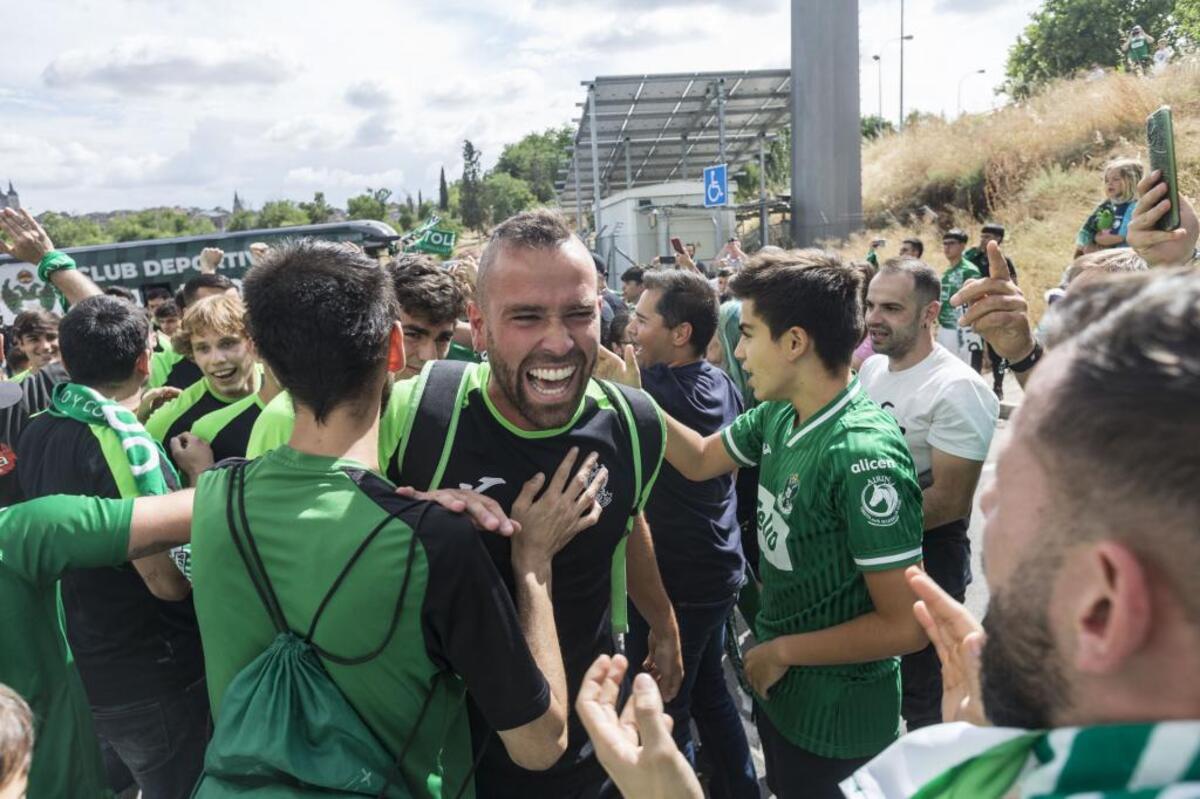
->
[192,461,434,798]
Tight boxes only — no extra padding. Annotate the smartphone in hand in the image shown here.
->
[670,237,685,255]
[1147,106,1181,232]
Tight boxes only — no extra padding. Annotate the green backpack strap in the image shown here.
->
[594,380,665,639]
[391,361,473,491]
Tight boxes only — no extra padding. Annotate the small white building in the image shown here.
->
[594,181,736,278]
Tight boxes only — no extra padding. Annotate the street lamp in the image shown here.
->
[872,33,913,129]
[956,68,987,117]
[872,54,882,120]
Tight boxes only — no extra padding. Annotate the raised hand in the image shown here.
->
[0,208,56,264]
[1127,169,1199,267]
[576,654,703,799]
[907,566,987,726]
[950,240,1035,363]
[199,247,225,274]
[595,344,641,389]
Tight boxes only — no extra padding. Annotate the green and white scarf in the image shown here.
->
[841,720,1200,798]
[48,383,190,578]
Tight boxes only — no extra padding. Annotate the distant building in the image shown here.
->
[232,191,245,214]
[0,181,19,211]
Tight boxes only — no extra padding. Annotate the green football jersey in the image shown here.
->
[721,377,923,758]
[937,259,983,330]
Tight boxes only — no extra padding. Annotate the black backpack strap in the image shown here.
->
[393,361,472,490]
[226,459,290,634]
[595,380,665,517]
[593,380,665,637]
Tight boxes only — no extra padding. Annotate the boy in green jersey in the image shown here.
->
[602,249,927,798]
[145,293,260,459]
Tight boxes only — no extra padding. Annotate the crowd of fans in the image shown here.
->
[0,143,1196,799]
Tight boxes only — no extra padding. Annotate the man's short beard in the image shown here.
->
[875,317,922,359]
[980,555,1073,728]
[486,331,594,430]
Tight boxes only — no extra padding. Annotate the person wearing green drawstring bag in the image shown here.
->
[16,294,209,799]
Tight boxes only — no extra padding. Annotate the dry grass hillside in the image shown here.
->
[825,63,1200,322]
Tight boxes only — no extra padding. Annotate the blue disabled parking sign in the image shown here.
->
[703,163,728,208]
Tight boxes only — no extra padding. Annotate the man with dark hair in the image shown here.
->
[102,285,137,304]
[148,273,238,390]
[387,253,468,379]
[899,238,923,259]
[9,309,60,382]
[844,267,1200,798]
[153,300,181,339]
[17,294,206,799]
[602,249,927,797]
[859,258,998,731]
[623,269,758,797]
[620,266,645,306]
[145,287,172,314]
[193,238,593,796]
[937,229,983,369]
[383,207,680,798]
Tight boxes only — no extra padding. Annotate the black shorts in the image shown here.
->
[755,706,871,799]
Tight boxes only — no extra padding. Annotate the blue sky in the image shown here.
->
[2,0,1042,214]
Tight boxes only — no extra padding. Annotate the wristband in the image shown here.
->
[1007,340,1044,374]
[37,251,77,283]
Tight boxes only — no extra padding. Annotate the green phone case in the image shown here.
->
[1147,106,1181,232]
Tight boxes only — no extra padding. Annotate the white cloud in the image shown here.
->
[42,37,294,93]
[4,0,1043,214]
[284,167,407,189]
[345,81,394,109]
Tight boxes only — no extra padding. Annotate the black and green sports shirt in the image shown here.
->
[379,360,665,797]
[189,391,265,462]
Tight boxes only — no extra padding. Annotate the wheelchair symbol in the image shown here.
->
[707,176,725,205]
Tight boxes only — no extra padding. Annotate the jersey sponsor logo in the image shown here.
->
[756,484,794,571]
[860,475,901,527]
[458,476,508,494]
[850,457,898,475]
[778,473,800,515]
[587,461,614,509]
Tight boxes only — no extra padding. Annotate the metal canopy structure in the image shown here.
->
[556,69,791,221]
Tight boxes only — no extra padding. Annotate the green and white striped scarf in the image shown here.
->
[841,720,1200,798]
[48,382,190,579]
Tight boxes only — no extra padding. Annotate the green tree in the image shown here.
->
[257,200,309,228]
[483,172,536,224]
[861,115,895,140]
[226,210,259,232]
[735,128,791,202]
[299,191,333,224]
[460,140,485,231]
[397,204,417,232]
[494,125,572,203]
[1178,0,1200,43]
[37,212,108,247]
[347,187,392,221]
[438,167,450,211]
[1003,0,1176,97]
[107,208,215,242]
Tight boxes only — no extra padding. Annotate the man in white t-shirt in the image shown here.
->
[859,257,999,730]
